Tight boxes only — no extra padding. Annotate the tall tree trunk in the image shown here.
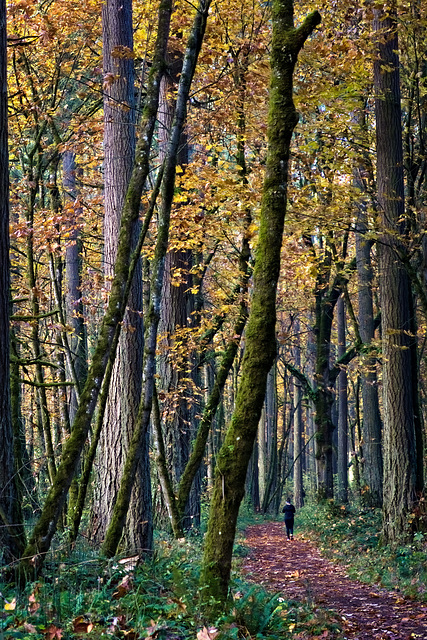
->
[90,0,153,555]
[63,152,87,422]
[18,0,172,580]
[63,152,87,528]
[199,1,321,606]
[101,0,212,557]
[313,258,346,499]
[0,0,25,562]
[336,294,348,503]
[293,320,304,509]
[353,107,383,507]
[374,3,417,543]
[157,52,202,530]
[261,365,279,513]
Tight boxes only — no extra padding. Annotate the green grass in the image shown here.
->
[297,500,427,601]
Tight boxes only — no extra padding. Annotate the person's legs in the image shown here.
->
[285,521,291,539]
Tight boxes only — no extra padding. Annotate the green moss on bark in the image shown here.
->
[17,0,173,584]
[199,0,320,609]
[101,0,212,558]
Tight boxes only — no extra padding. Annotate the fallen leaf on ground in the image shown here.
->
[45,623,62,640]
[197,626,218,640]
[72,616,93,633]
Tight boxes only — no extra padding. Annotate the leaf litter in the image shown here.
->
[241,522,427,640]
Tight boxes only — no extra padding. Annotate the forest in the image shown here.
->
[1,0,427,637]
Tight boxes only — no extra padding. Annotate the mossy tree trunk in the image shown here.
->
[0,0,25,562]
[17,0,173,581]
[101,0,212,558]
[68,169,163,546]
[90,0,153,556]
[199,0,321,606]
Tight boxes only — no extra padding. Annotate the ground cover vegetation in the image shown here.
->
[1,0,427,629]
[2,506,426,639]
[0,513,345,640]
[298,502,427,602]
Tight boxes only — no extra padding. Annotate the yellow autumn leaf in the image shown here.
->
[4,598,17,611]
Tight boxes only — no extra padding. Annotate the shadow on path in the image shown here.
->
[242,522,427,640]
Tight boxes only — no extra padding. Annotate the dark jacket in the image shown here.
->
[282,503,296,521]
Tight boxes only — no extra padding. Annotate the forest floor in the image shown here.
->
[241,522,427,640]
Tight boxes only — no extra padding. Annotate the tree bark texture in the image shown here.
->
[101,0,212,558]
[336,295,348,503]
[293,321,304,509]
[68,170,163,546]
[199,0,321,605]
[18,0,172,580]
[91,0,153,556]
[0,0,25,563]
[373,3,417,543]
[353,108,383,508]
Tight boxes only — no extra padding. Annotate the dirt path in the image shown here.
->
[241,522,427,640]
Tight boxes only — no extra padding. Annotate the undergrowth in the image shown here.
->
[0,527,344,640]
[298,501,427,602]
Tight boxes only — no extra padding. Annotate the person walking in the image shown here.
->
[282,498,296,540]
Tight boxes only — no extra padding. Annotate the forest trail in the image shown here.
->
[241,522,427,640]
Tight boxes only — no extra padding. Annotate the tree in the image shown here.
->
[17,0,172,580]
[336,294,348,503]
[373,1,418,543]
[156,44,200,530]
[0,0,25,564]
[353,118,383,507]
[293,319,304,509]
[90,0,152,556]
[101,0,212,557]
[199,0,321,605]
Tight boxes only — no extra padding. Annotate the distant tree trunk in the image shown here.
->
[156,50,202,530]
[199,1,321,605]
[306,324,317,494]
[261,365,279,513]
[258,405,267,503]
[27,235,56,486]
[374,3,417,543]
[293,321,304,509]
[349,376,362,498]
[63,152,87,423]
[353,107,383,508]
[336,295,348,503]
[62,152,86,523]
[0,0,25,562]
[246,441,260,511]
[313,252,347,500]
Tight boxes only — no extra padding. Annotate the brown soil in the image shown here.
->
[241,522,427,640]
